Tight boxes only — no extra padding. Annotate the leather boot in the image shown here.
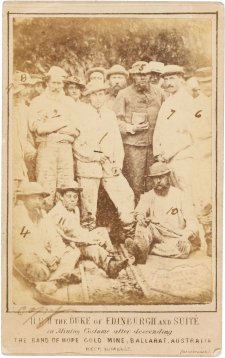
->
[107,259,129,279]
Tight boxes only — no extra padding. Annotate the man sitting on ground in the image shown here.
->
[48,181,128,279]
[13,182,80,295]
[125,162,200,263]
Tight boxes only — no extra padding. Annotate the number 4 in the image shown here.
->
[20,226,30,238]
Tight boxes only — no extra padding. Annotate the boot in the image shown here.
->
[54,269,81,286]
[35,281,58,295]
[120,222,135,242]
[107,259,129,279]
[125,238,148,264]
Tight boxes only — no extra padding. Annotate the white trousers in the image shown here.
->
[78,174,135,228]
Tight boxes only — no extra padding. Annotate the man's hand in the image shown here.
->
[112,166,121,176]
[94,153,108,164]
[46,256,59,272]
[91,236,106,247]
[127,122,149,134]
[59,124,80,137]
[177,238,189,254]
[136,215,148,227]
[155,155,166,163]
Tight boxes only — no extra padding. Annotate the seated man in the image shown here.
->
[125,162,200,264]
[13,182,80,295]
[48,181,128,279]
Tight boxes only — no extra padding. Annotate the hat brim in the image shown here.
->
[161,71,184,78]
[65,81,86,89]
[196,76,212,82]
[83,86,109,96]
[86,68,106,78]
[148,170,171,177]
[149,70,163,74]
[106,71,129,79]
[57,187,83,193]
[16,191,50,198]
[129,70,150,75]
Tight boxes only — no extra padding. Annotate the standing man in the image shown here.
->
[12,72,37,190]
[148,61,164,85]
[86,67,106,83]
[125,162,200,264]
[105,64,129,110]
[113,61,164,203]
[29,66,79,210]
[73,81,135,236]
[64,75,86,107]
[153,65,195,200]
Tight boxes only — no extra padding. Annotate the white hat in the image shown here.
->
[148,61,164,74]
[161,65,184,77]
[83,81,109,96]
[46,66,68,79]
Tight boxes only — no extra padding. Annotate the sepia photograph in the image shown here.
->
[2,1,223,355]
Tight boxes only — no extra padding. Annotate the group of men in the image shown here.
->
[12,60,212,295]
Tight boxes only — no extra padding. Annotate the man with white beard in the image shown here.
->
[29,66,79,210]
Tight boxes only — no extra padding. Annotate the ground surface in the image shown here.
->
[12,241,213,306]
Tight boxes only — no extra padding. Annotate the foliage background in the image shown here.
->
[13,17,212,80]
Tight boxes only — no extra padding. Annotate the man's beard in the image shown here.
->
[110,84,123,97]
[135,82,149,92]
[154,183,170,196]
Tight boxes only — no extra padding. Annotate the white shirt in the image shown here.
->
[153,88,195,161]
[73,105,124,178]
[135,186,199,235]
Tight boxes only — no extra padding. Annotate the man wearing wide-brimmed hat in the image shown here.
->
[105,64,129,109]
[148,61,164,85]
[29,74,45,100]
[48,181,128,279]
[195,67,212,98]
[125,162,200,263]
[12,71,37,189]
[13,182,81,294]
[113,61,164,203]
[64,75,86,104]
[86,66,106,83]
[73,81,135,236]
[28,66,80,210]
[153,64,196,200]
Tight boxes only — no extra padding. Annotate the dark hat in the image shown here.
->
[57,181,83,193]
[148,162,171,177]
[16,182,50,198]
[106,65,129,79]
[64,76,86,89]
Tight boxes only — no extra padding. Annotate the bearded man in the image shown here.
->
[113,61,164,203]
[125,162,200,264]
[105,65,129,110]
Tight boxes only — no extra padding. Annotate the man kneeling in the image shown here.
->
[125,162,200,264]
